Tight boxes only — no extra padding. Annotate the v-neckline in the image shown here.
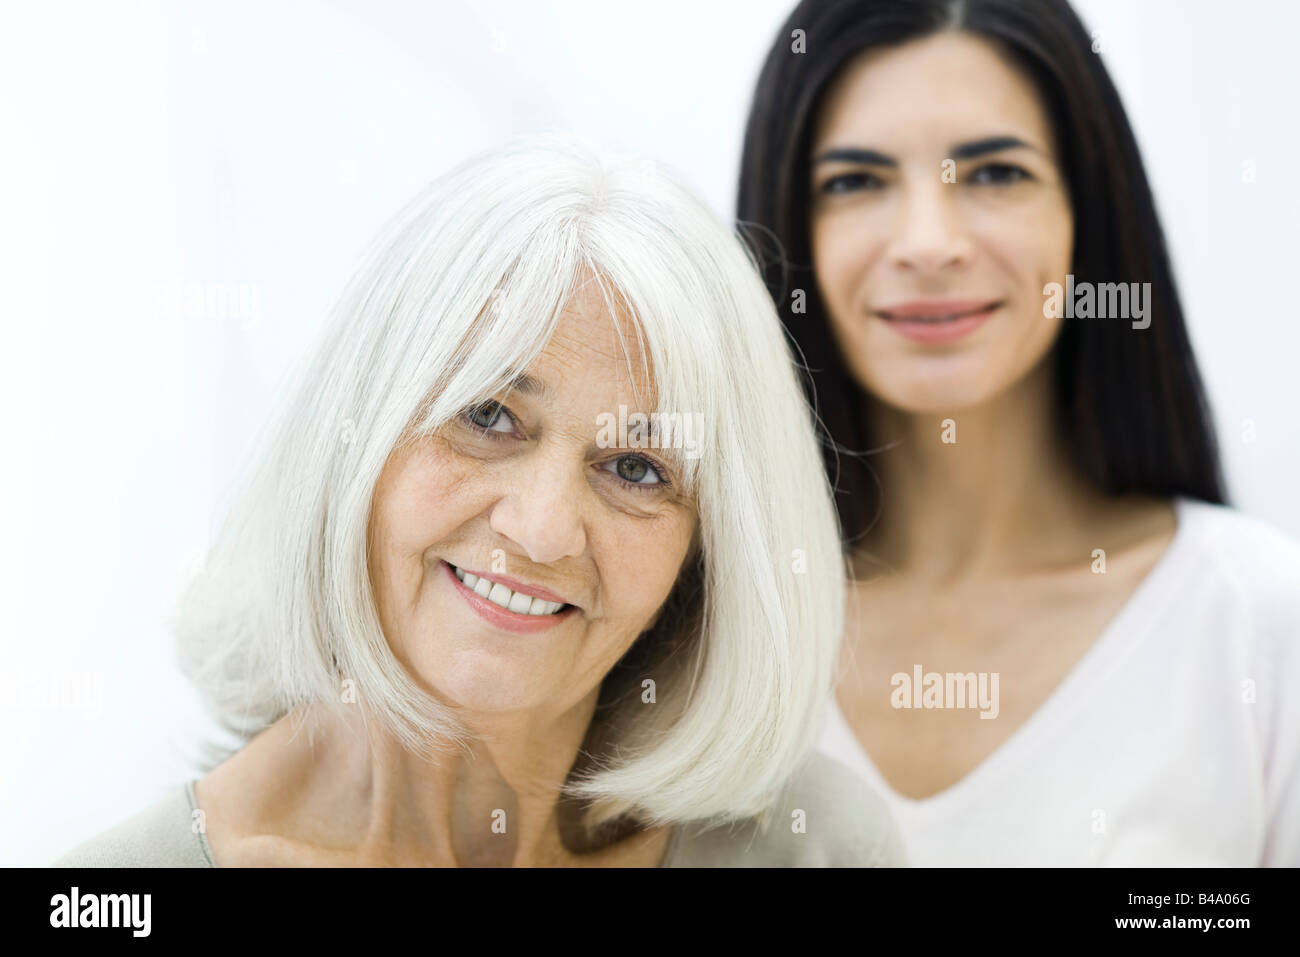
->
[829,496,1194,814]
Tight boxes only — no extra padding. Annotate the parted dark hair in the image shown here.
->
[736,0,1227,549]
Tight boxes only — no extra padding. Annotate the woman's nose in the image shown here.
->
[886,179,971,273]
[487,458,588,565]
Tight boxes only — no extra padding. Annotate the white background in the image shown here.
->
[2,0,1297,865]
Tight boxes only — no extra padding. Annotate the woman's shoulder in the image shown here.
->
[665,750,906,867]
[51,782,214,868]
[1173,497,1300,612]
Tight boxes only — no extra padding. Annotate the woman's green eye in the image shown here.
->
[607,455,666,488]
[466,402,512,433]
[618,457,648,482]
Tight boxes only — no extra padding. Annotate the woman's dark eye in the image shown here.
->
[969,163,1031,185]
[819,171,884,195]
[465,401,514,434]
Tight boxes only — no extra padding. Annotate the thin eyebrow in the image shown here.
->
[812,147,896,167]
[501,372,552,402]
[812,135,1043,168]
[949,135,1040,159]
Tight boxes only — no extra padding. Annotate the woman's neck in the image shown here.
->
[237,696,669,867]
[857,359,1107,582]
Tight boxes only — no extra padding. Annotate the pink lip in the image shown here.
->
[875,299,1002,345]
[443,561,577,635]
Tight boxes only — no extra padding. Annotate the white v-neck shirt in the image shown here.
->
[819,497,1300,866]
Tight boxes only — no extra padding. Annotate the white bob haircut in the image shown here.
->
[173,133,845,833]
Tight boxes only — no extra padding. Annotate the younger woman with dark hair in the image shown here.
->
[738,0,1300,865]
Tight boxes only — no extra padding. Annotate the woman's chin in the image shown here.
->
[869,379,1003,417]
[420,668,553,716]
[852,350,1008,415]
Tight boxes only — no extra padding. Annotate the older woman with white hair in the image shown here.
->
[54,134,905,867]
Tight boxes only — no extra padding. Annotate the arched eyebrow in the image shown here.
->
[812,135,1041,167]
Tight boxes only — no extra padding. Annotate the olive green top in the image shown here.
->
[53,750,906,867]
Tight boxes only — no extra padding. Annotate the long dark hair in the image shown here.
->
[737,0,1227,549]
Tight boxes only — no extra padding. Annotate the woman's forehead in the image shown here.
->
[813,33,1053,153]
[524,287,659,405]
[517,344,658,416]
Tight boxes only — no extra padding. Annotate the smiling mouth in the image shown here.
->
[447,563,572,617]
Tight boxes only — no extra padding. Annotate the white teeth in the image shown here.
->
[451,565,567,616]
